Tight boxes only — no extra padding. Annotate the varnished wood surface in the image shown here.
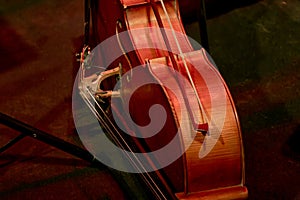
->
[149,50,246,197]
[91,0,247,198]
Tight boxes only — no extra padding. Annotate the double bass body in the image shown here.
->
[84,0,248,199]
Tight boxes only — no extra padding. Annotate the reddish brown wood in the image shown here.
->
[90,0,248,199]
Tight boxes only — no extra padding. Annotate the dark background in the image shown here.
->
[0,0,299,199]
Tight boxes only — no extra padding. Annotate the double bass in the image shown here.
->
[74,0,248,199]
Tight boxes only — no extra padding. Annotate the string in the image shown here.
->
[157,0,209,125]
[79,66,168,199]
[149,0,203,132]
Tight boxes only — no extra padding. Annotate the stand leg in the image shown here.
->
[84,0,91,47]
[0,133,26,153]
[198,0,210,53]
[0,112,105,168]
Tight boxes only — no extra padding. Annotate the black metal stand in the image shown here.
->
[83,0,90,47]
[0,112,152,199]
[198,0,210,53]
[0,112,105,168]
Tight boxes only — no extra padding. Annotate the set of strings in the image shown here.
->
[79,65,170,199]
[150,0,210,131]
